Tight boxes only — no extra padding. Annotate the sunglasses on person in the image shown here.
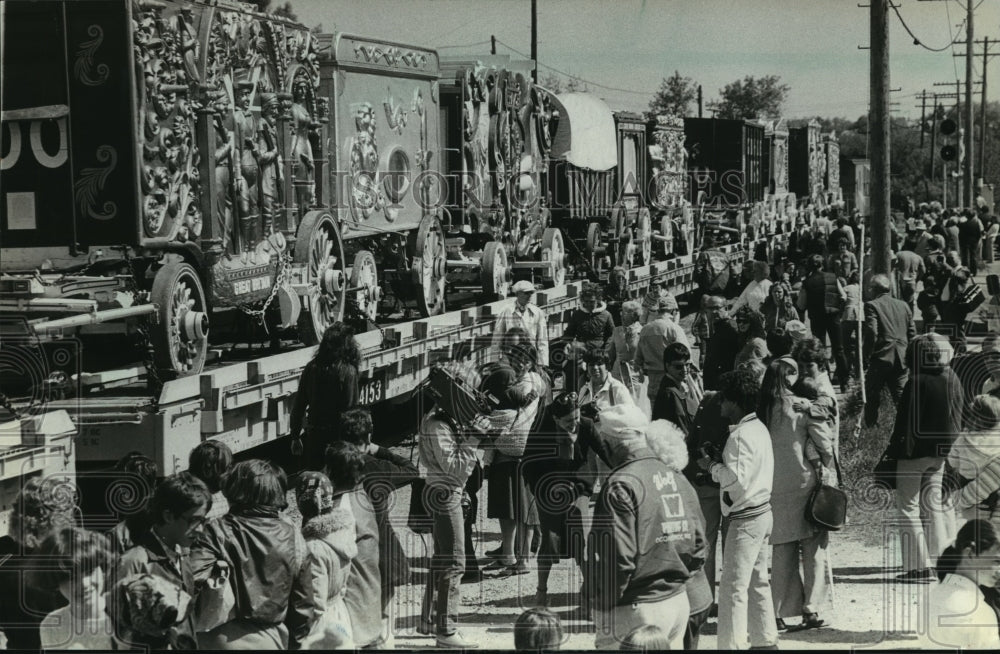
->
[554,391,578,405]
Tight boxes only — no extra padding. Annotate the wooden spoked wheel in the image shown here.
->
[481,241,511,299]
[541,227,566,288]
[636,208,652,266]
[150,262,209,378]
[294,211,347,345]
[411,214,447,316]
[659,214,674,257]
[350,250,380,323]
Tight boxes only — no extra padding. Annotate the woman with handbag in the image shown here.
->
[758,356,837,632]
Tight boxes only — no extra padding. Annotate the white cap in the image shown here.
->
[511,280,535,294]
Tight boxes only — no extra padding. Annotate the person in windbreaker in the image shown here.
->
[189,460,306,650]
[587,403,707,650]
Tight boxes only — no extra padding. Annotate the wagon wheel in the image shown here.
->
[481,241,511,299]
[541,227,566,288]
[586,222,603,255]
[659,214,674,257]
[635,208,653,266]
[150,262,209,379]
[294,210,346,345]
[410,214,447,316]
[350,250,380,323]
[681,206,695,255]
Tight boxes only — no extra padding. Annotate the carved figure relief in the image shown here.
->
[132,0,318,255]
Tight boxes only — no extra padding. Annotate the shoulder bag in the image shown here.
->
[805,446,847,531]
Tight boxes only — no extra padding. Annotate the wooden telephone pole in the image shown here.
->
[870,0,891,275]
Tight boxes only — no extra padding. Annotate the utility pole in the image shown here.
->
[698,85,703,118]
[491,35,496,55]
[964,0,974,206]
[977,38,998,189]
[930,97,938,187]
[530,0,538,83]
[919,90,928,147]
[870,0,891,275]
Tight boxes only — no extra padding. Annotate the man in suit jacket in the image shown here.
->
[863,273,916,427]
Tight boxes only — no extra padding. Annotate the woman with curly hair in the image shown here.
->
[0,477,78,649]
[290,322,361,466]
[761,281,800,333]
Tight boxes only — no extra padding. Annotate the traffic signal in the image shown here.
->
[940,119,957,136]
[941,144,957,161]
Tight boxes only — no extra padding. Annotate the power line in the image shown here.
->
[493,38,651,95]
[891,2,963,51]
[436,40,491,49]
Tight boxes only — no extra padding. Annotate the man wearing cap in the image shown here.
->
[587,404,706,650]
[701,296,741,391]
[492,281,549,368]
[635,293,691,408]
[959,208,984,276]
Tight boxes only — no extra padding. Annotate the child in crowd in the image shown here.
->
[37,527,117,650]
[188,440,234,521]
[116,472,211,649]
[287,471,357,650]
[513,608,563,651]
[109,451,158,553]
[620,624,672,651]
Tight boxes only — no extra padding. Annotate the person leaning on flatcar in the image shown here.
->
[289,322,361,467]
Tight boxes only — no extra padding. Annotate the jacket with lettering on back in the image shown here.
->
[588,450,707,611]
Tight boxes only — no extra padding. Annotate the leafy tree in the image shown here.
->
[711,75,789,120]
[648,71,696,117]
[271,2,298,20]
[246,0,298,21]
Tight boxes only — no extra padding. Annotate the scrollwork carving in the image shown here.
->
[74,145,119,221]
[74,25,111,86]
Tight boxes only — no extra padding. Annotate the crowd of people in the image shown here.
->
[6,200,1000,650]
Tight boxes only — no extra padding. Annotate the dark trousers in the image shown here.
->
[961,242,980,276]
[841,320,861,380]
[696,487,723,599]
[898,278,917,309]
[685,605,712,650]
[422,485,464,636]
[864,359,908,427]
[464,464,482,574]
[809,311,847,381]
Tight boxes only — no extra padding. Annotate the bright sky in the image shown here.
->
[292,0,999,120]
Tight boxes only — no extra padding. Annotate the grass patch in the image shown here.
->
[839,387,896,546]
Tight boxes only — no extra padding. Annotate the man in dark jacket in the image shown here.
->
[863,273,915,427]
[701,296,741,390]
[588,404,706,650]
[652,342,695,435]
[959,210,983,275]
[799,254,847,385]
